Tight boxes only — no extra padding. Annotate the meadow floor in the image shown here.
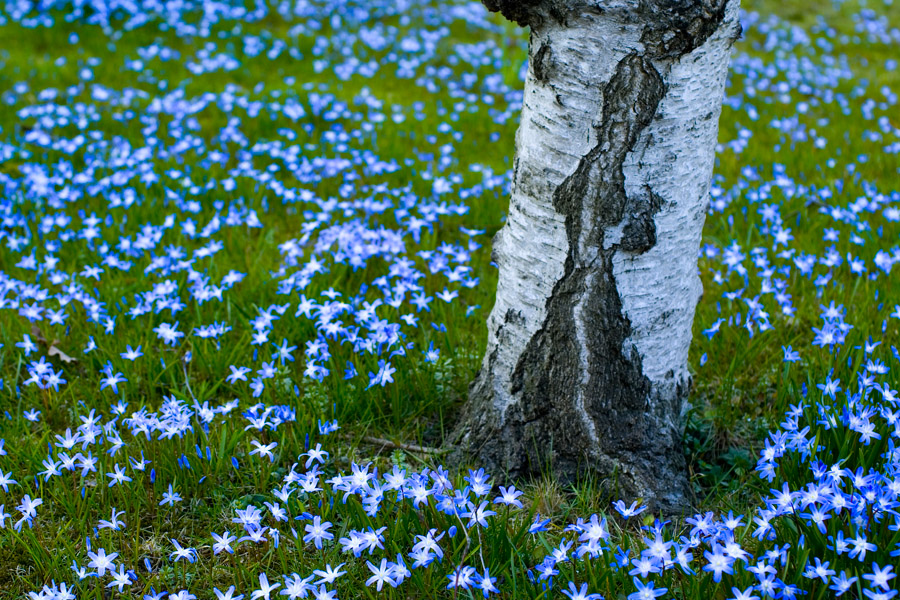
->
[0,0,899,598]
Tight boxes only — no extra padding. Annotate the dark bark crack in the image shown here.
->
[638,0,731,58]
[480,0,731,42]
[481,0,544,27]
[620,189,663,253]
[531,41,553,84]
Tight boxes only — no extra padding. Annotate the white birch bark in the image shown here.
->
[455,0,741,510]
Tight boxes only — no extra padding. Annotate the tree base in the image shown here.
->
[449,372,692,515]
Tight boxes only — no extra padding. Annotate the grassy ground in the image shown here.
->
[0,0,899,598]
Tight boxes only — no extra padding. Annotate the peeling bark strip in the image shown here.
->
[453,0,741,511]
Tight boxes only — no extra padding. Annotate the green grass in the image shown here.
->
[0,0,899,597]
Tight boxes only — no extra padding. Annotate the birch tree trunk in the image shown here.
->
[454,0,741,511]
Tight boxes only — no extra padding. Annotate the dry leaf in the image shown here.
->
[30,324,47,343]
[48,344,77,364]
[31,324,78,363]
